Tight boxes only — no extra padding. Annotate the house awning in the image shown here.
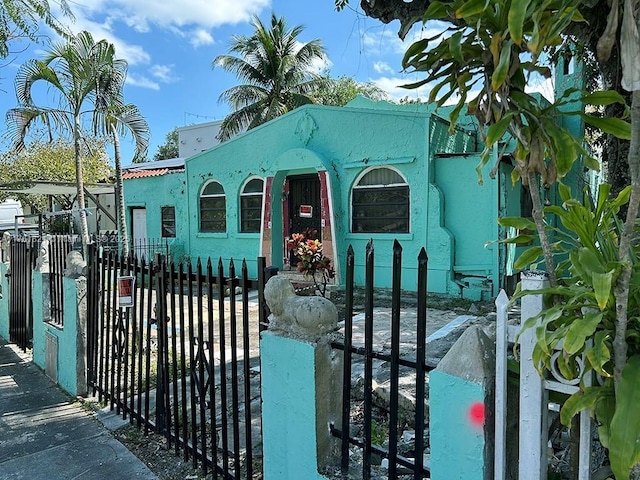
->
[0,181,115,196]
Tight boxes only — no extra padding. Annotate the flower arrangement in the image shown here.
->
[286,228,335,297]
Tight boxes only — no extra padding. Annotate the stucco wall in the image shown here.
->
[124,170,187,261]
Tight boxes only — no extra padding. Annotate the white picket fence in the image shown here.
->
[494,272,593,480]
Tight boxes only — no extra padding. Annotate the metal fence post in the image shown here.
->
[155,253,169,434]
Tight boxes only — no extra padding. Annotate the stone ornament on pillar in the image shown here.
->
[264,275,338,340]
[64,250,87,278]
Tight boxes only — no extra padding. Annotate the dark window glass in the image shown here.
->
[200,181,226,232]
[240,178,264,233]
[352,168,409,233]
[161,206,176,237]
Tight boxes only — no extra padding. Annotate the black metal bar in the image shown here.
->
[178,261,189,461]
[196,259,207,474]
[136,256,147,429]
[122,254,132,420]
[187,259,198,468]
[115,257,124,415]
[414,248,428,479]
[155,254,168,435]
[217,258,230,474]
[257,257,268,331]
[129,253,138,423]
[228,259,241,477]
[206,258,219,472]
[363,239,374,480]
[98,248,108,403]
[169,260,180,453]
[330,342,434,372]
[104,252,118,410]
[341,245,355,474]
[241,259,254,478]
[144,258,154,436]
[388,240,403,479]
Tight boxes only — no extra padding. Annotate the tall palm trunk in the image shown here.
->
[74,113,90,258]
[111,123,129,258]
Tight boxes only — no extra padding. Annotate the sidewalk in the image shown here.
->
[0,338,156,480]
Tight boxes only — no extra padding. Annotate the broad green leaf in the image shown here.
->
[558,182,572,203]
[609,356,640,480]
[578,247,605,277]
[564,311,603,355]
[581,90,627,106]
[492,42,512,91]
[592,270,614,310]
[486,112,513,145]
[557,351,577,380]
[586,330,612,378]
[455,0,487,19]
[595,391,615,448]
[449,31,463,62]
[560,386,609,426]
[514,246,543,270]
[402,39,429,66]
[508,0,531,45]
[424,1,450,20]
[499,234,535,244]
[580,113,632,140]
[497,216,537,230]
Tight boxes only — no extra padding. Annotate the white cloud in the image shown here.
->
[125,73,160,90]
[525,75,555,102]
[190,29,215,48]
[373,61,395,75]
[371,76,432,103]
[149,65,179,83]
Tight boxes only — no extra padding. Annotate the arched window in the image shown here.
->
[240,178,264,233]
[200,180,226,232]
[351,167,409,233]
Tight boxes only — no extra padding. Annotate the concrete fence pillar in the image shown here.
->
[430,324,496,480]
[32,249,88,397]
[260,276,342,480]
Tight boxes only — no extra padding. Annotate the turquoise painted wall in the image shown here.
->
[260,331,328,480]
[32,273,81,396]
[430,370,488,480]
[124,170,187,261]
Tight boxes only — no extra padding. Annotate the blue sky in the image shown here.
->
[0,0,554,166]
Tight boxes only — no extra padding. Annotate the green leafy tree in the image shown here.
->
[7,30,126,253]
[213,13,328,141]
[312,75,388,106]
[0,0,73,59]
[337,0,640,477]
[0,137,113,212]
[154,128,179,160]
[99,103,149,257]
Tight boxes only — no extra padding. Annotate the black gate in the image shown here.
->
[87,247,267,478]
[8,237,37,351]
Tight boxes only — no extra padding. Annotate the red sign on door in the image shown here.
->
[299,205,313,218]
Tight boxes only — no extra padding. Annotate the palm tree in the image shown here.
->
[98,103,149,258]
[213,13,327,141]
[7,30,127,255]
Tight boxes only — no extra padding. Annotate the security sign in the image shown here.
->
[299,205,313,218]
[117,275,135,307]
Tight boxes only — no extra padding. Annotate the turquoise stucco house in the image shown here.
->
[123,61,587,300]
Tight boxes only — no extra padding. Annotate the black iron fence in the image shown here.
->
[8,237,39,351]
[331,240,430,479]
[48,236,76,326]
[86,247,267,478]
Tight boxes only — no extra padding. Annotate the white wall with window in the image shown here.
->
[351,167,410,233]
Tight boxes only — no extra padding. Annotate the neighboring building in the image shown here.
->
[123,60,587,300]
[176,120,224,158]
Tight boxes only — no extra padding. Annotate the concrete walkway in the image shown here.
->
[0,338,156,480]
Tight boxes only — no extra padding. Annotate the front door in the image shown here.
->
[131,207,147,259]
[287,175,321,264]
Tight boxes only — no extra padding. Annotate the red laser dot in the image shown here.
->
[468,402,485,426]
